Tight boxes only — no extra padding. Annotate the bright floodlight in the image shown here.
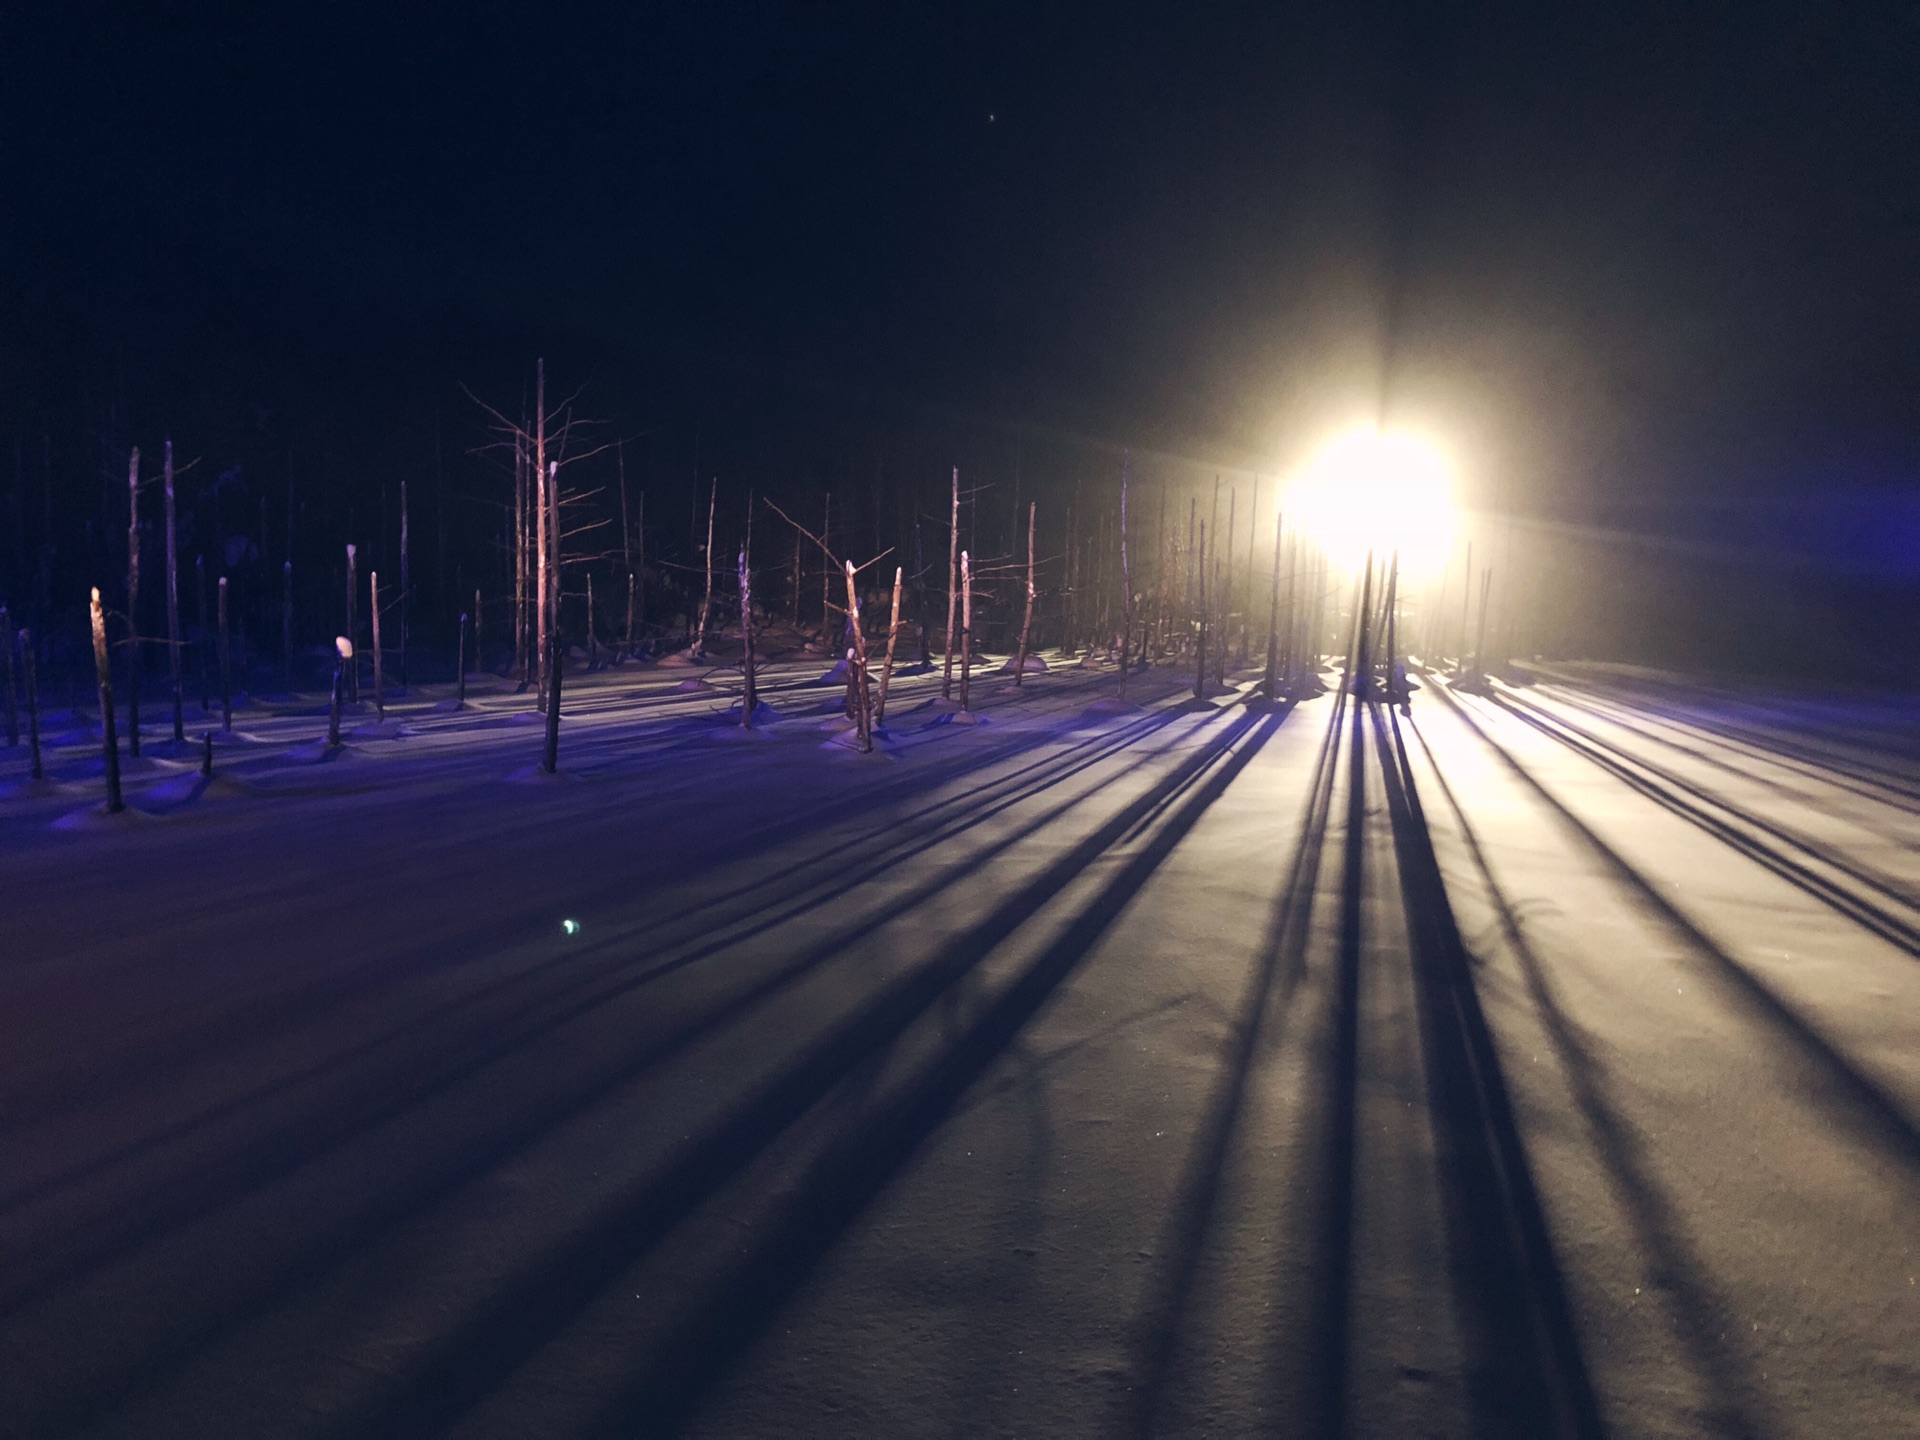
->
[1285,429,1457,579]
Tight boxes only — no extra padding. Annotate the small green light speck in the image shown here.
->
[562,918,581,936]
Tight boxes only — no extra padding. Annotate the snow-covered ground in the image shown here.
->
[1,654,1916,1438]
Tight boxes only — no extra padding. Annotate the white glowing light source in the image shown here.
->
[1284,429,1457,579]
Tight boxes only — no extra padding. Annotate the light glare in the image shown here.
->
[1285,429,1457,580]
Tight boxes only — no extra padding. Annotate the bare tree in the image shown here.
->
[959,549,974,713]
[692,477,716,657]
[739,510,758,728]
[1118,455,1133,701]
[125,446,141,756]
[344,544,359,702]
[942,468,959,697]
[1013,502,1036,688]
[843,561,873,750]
[875,564,902,724]
[90,587,123,813]
[164,441,184,740]
[369,570,384,722]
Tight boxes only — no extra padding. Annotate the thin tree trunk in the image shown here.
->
[90,587,123,812]
[457,611,468,705]
[618,441,633,659]
[344,543,359,702]
[535,360,549,706]
[791,527,803,627]
[876,564,902,725]
[820,491,832,634]
[586,573,596,669]
[842,560,872,751]
[513,436,528,685]
[329,638,347,746]
[399,479,410,687]
[635,490,646,642]
[369,570,383,721]
[693,477,716,656]
[942,467,959,697]
[1118,458,1133,700]
[542,621,561,773]
[0,605,14,746]
[21,626,43,780]
[739,533,758,728]
[1264,509,1284,698]
[218,575,233,731]
[959,549,973,713]
[125,446,141,756]
[474,588,482,676]
[164,441,184,739]
[1193,521,1208,700]
[1013,503,1036,688]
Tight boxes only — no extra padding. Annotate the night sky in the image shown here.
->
[4,3,1918,530]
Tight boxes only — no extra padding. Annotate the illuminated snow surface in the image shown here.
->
[2,654,1917,1438]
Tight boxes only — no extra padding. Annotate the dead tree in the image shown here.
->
[542,621,562,774]
[0,605,15,746]
[586,573,597,669]
[369,570,384,722]
[534,362,550,706]
[692,477,716,657]
[1118,457,1134,700]
[329,638,349,745]
[1193,521,1209,701]
[942,468,959,697]
[20,627,43,781]
[125,446,141,756]
[162,442,185,738]
[90,587,123,813]
[513,435,528,685]
[345,543,360,702]
[457,612,469,705]
[399,479,410,687]
[473,588,482,675]
[1264,509,1284,698]
[959,549,974,713]
[218,576,233,731]
[1013,503,1036,688]
[843,560,873,751]
[875,564,902,724]
[790,526,803,627]
[820,491,832,635]
[738,534,758,727]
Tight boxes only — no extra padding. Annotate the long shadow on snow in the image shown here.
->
[1408,714,1768,1439]
[1497,690,1920,948]
[0,714,1200,1312]
[1375,702,1608,1440]
[1448,692,1920,1184]
[1536,683,1920,848]
[0,705,1186,1239]
[1120,690,1335,1436]
[28,710,1259,1440]
[1535,668,1920,803]
[0,675,1149,1139]
[566,711,1286,1440]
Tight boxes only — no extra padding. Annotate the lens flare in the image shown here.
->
[1285,429,1457,579]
